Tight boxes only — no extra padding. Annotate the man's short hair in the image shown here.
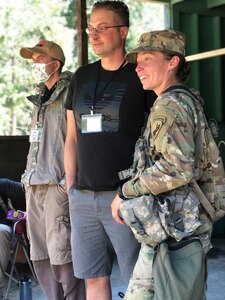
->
[92,1,129,27]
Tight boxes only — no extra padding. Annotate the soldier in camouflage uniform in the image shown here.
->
[20,40,85,300]
[111,30,213,299]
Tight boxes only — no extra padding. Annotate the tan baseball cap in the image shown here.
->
[126,29,186,63]
[20,39,65,65]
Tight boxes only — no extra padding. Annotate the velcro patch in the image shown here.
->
[150,106,176,152]
[152,116,165,139]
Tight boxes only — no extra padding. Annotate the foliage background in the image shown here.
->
[0,0,168,135]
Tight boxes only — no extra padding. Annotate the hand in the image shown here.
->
[66,183,73,194]
[111,194,125,225]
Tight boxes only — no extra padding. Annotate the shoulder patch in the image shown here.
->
[152,116,165,139]
[150,105,177,151]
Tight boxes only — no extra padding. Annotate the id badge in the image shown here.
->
[81,113,102,133]
[29,128,43,142]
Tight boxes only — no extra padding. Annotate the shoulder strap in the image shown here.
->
[164,84,203,167]
[164,84,199,98]
[164,85,216,220]
[192,180,215,220]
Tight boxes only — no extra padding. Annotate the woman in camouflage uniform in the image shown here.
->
[111,30,212,300]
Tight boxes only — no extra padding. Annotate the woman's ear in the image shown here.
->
[168,55,180,70]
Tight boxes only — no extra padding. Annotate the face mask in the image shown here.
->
[32,61,56,83]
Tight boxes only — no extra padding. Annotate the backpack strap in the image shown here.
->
[191,180,215,220]
[164,84,197,98]
[163,84,202,171]
[163,85,216,220]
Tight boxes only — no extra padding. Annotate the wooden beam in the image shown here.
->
[186,48,225,61]
[76,0,88,66]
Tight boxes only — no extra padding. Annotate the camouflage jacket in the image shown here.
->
[122,88,204,197]
[21,71,72,186]
[121,87,213,251]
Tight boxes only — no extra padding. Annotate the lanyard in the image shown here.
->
[91,59,126,114]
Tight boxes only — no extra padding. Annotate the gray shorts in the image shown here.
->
[26,185,72,265]
[68,188,140,282]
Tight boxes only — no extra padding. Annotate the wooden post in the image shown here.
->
[76,0,88,67]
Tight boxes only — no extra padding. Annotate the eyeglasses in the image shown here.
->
[86,25,125,35]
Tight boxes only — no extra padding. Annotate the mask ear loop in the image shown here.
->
[46,60,60,78]
[47,61,59,78]
[52,60,61,73]
[45,60,57,66]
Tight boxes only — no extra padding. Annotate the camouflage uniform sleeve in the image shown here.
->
[122,95,197,197]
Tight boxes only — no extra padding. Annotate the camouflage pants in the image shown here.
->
[125,243,154,300]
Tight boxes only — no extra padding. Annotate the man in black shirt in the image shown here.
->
[64,2,156,299]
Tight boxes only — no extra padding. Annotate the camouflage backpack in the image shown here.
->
[167,85,225,221]
[120,85,225,245]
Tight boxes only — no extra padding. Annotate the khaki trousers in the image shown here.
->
[33,259,85,300]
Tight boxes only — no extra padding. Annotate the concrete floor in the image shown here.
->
[206,237,225,300]
[3,237,225,300]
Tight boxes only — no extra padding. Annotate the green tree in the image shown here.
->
[0,0,74,135]
[0,0,167,135]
